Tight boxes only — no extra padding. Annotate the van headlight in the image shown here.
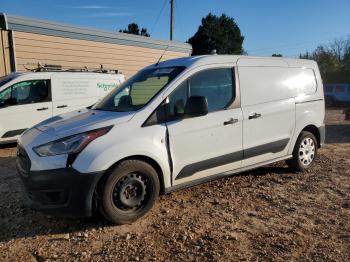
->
[33,126,112,157]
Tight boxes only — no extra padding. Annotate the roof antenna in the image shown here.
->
[156,44,170,66]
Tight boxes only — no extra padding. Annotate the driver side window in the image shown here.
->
[0,80,51,106]
[167,67,235,119]
[168,81,188,118]
[143,67,235,127]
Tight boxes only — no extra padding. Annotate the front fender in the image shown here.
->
[72,125,172,189]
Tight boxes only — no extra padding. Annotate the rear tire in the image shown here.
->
[100,160,160,224]
[288,131,318,172]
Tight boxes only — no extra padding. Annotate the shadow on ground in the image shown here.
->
[0,155,291,242]
[326,124,350,143]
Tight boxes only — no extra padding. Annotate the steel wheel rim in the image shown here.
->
[112,172,149,212]
[298,137,315,166]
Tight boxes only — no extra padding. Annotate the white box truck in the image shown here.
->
[16,55,325,224]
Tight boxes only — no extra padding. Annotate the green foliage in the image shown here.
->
[272,54,283,57]
[119,23,150,37]
[306,46,340,76]
[299,37,350,83]
[188,13,244,55]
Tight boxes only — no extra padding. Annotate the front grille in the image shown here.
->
[16,146,31,175]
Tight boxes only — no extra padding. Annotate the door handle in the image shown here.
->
[37,107,48,111]
[248,113,262,120]
[57,105,68,108]
[223,118,238,125]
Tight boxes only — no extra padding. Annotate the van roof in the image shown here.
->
[4,71,125,81]
[19,71,123,76]
[152,55,318,69]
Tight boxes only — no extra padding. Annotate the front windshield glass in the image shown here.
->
[93,66,185,112]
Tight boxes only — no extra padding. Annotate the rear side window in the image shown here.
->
[168,68,235,118]
[335,86,345,93]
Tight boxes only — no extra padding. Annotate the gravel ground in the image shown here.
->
[0,109,349,261]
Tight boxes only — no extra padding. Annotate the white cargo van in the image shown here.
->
[0,69,124,143]
[16,55,325,224]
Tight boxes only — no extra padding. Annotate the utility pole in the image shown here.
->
[170,0,174,40]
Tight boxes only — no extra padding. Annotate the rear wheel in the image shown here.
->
[288,131,317,171]
[100,160,160,224]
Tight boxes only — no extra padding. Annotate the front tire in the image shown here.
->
[100,160,160,224]
[288,131,318,172]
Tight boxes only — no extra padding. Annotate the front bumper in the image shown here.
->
[16,161,104,217]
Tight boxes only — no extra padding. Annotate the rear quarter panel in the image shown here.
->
[288,63,325,154]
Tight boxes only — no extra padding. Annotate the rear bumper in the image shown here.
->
[16,164,104,217]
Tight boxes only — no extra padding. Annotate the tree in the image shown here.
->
[299,51,312,60]
[343,51,350,69]
[312,46,340,75]
[330,38,347,62]
[140,28,150,37]
[188,13,244,55]
[299,37,350,83]
[300,46,340,77]
[119,23,150,37]
[272,54,283,57]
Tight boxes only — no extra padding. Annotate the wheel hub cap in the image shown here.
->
[298,137,315,166]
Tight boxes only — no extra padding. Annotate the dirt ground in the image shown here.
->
[0,109,350,261]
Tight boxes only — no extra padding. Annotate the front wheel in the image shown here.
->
[287,131,318,172]
[100,160,160,224]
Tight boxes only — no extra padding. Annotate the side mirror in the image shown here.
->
[184,96,208,117]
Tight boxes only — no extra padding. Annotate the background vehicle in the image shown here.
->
[324,83,350,106]
[16,55,325,224]
[0,65,125,143]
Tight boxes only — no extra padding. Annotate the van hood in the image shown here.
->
[34,109,135,138]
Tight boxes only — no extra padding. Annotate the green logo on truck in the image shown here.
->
[97,83,119,92]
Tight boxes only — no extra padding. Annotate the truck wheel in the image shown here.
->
[100,160,160,224]
[288,131,318,172]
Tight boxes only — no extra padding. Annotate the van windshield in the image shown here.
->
[93,66,184,112]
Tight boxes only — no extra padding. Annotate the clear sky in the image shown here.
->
[1,0,349,57]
